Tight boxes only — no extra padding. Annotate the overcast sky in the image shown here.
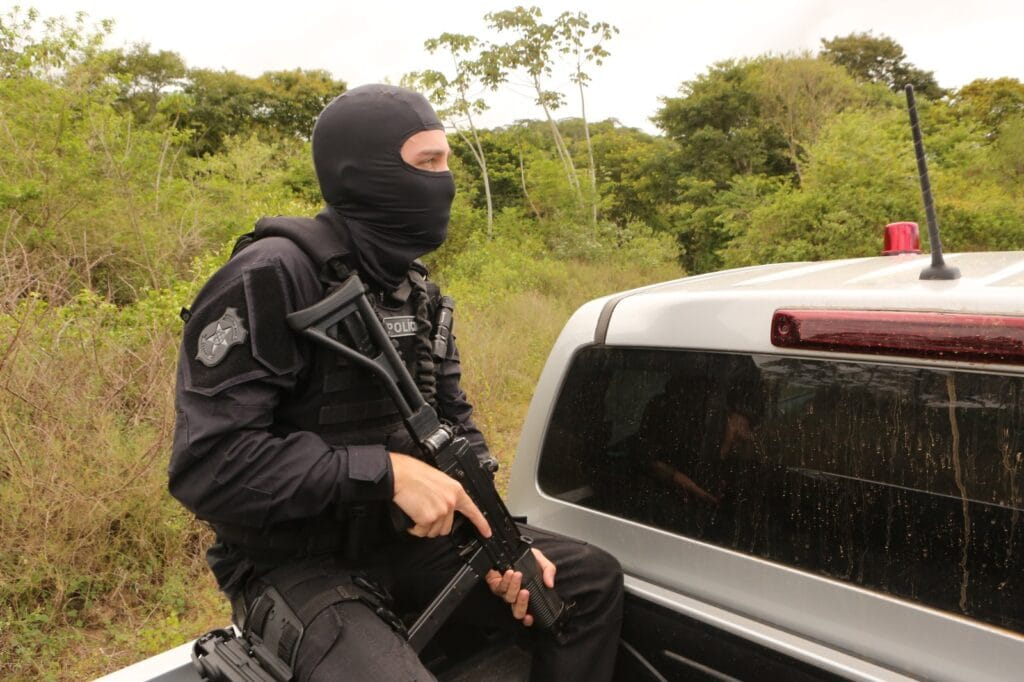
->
[24,0,1024,133]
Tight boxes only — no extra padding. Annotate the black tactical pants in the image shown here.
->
[241,525,624,682]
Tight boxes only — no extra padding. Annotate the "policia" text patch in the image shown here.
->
[383,316,418,338]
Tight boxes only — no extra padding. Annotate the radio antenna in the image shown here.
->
[905,84,960,280]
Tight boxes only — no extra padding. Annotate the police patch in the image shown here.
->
[383,316,418,338]
[196,307,248,367]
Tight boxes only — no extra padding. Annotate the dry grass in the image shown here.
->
[0,298,227,678]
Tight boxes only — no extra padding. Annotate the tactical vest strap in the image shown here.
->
[237,214,354,285]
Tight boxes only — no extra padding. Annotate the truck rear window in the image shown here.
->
[538,347,1024,633]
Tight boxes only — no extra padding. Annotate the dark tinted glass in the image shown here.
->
[538,347,1024,632]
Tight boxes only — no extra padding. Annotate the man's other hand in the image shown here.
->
[485,548,556,626]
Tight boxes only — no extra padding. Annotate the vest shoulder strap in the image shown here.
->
[233,215,352,284]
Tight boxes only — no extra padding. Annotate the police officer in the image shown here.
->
[169,84,623,681]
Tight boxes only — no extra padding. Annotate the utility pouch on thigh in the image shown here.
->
[248,573,407,657]
[244,587,305,675]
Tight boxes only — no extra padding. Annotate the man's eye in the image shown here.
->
[414,152,448,171]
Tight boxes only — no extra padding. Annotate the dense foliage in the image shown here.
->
[1,6,1021,678]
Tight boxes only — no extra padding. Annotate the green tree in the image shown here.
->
[407,32,496,236]
[756,55,864,181]
[553,11,618,227]
[719,107,920,267]
[716,100,1024,267]
[178,68,265,156]
[447,126,533,215]
[922,110,1024,249]
[653,59,795,187]
[0,9,317,303]
[256,68,345,140]
[102,43,187,123]
[587,122,680,230]
[820,32,944,99]
[987,115,1024,189]
[0,7,112,79]
[179,67,344,156]
[485,6,582,201]
[950,77,1024,138]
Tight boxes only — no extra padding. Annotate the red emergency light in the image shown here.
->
[771,309,1024,365]
[882,222,922,255]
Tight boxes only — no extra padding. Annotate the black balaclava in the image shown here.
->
[312,84,455,290]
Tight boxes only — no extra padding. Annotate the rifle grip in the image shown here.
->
[513,546,566,630]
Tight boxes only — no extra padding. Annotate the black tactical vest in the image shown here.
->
[233,215,442,455]
[215,215,448,557]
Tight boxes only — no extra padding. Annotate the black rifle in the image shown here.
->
[285,274,568,651]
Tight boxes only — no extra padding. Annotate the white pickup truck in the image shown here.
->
[102,240,1024,682]
[507,243,1024,681]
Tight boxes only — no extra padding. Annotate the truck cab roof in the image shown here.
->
[563,251,1024,369]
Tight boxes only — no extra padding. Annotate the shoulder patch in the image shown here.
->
[180,256,302,396]
[196,307,248,367]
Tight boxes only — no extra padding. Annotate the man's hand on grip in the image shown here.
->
[389,452,491,539]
